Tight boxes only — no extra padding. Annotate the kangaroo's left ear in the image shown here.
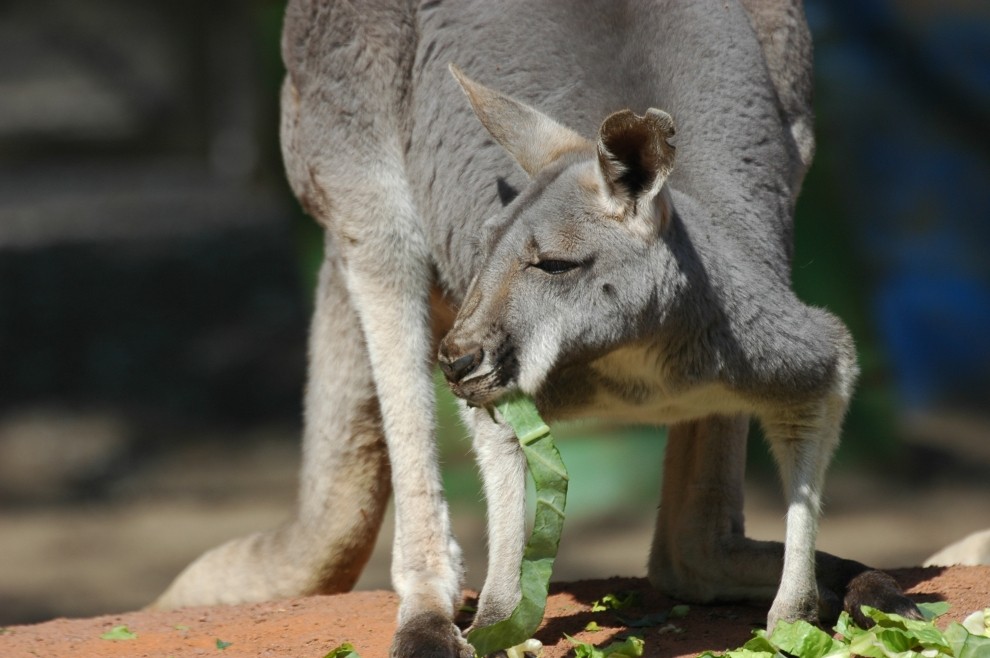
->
[450,64,592,177]
[597,108,676,234]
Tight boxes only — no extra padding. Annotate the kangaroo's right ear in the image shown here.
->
[449,64,592,177]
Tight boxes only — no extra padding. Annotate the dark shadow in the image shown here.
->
[891,566,948,603]
[536,577,768,658]
[458,568,959,656]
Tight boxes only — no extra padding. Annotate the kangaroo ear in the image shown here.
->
[597,108,676,233]
[449,64,592,177]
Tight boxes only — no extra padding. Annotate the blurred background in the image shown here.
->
[1,0,988,627]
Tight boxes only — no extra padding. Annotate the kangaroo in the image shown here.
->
[155,1,920,655]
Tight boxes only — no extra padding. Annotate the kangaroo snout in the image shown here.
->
[438,340,483,383]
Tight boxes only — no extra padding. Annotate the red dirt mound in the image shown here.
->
[2,567,987,658]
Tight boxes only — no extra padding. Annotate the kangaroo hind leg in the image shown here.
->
[649,414,785,605]
[282,3,468,653]
[316,173,468,656]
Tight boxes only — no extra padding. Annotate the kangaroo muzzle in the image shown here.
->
[438,339,484,384]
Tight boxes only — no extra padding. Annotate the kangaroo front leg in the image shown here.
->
[648,409,907,628]
[762,398,844,630]
[761,330,858,629]
[460,405,528,633]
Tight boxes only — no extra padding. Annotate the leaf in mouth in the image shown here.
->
[467,394,569,657]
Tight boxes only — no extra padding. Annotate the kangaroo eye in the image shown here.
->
[534,259,580,275]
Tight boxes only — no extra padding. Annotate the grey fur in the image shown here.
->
[156,2,877,656]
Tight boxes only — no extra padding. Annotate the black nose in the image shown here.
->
[438,347,483,383]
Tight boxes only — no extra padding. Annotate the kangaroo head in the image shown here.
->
[439,65,676,407]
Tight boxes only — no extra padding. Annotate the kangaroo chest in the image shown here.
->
[579,345,752,426]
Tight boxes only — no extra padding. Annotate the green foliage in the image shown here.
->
[919,602,953,621]
[567,634,645,658]
[215,638,233,650]
[591,592,639,613]
[466,395,568,657]
[323,643,361,658]
[700,603,990,658]
[100,625,138,641]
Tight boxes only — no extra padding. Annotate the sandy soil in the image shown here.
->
[1,567,987,658]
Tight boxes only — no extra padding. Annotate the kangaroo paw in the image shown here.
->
[843,569,922,629]
[390,612,474,658]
